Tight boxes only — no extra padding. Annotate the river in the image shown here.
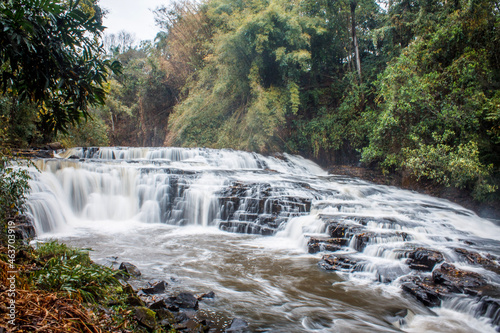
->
[25,147,500,332]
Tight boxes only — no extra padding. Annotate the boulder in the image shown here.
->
[135,306,157,330]
[400,276,445,307]
[169,292,199,310]
[149,298,179,312]
[432,263,487,293]
[454,248,500,274]
[406,248,444,271]
[119,262,142,277]
[141,281,168,295]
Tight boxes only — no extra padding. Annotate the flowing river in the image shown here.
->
[25,147,500,332]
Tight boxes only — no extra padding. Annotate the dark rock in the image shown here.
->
[326,222,361,239]
[307,237,345,254]
[119,262,142,277]
[122,283,136,295]
[12,214,36,240]
[407,248,444,271]
[141,281,168,295]
[432,263,487,293]
[389,309,418,330]
[318,254,359,271]
[31,149,54,158]
[225,318,250,333]
[454,248,500,274]
[174,311,190,323]
[68,155,80,159]
[135,306,157,330]
[149,298,179,312]
[169,292,199,310]
[197,291,216,300]
[400,276,445,307]
[475,297,500,327]
[156,308,176,325]
[127,295,145,306]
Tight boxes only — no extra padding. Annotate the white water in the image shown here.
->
[26,147,500,332]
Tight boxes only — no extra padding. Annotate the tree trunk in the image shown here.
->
[350,0,362,85]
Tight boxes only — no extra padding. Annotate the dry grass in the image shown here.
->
[0,250,101,333]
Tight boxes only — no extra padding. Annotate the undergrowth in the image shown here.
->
[0,240,176,332]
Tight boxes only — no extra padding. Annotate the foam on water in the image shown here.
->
[25,147,500,332]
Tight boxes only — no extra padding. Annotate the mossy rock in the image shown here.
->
[134,306,157,330]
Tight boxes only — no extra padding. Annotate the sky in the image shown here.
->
[99,0,172,42]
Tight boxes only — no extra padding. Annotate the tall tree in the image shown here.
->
[0,0,120,141]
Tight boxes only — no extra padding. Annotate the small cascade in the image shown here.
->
[26,146,500,332]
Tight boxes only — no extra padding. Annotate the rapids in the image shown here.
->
[25,147,500,332]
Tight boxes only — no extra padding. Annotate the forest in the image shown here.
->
[1,0,499,202]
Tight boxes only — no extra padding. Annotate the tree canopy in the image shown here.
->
[0,0,120,141]
[2,0,498,202]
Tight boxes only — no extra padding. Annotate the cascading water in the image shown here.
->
[25,147,500,332]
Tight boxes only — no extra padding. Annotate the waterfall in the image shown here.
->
[26,146,500,332]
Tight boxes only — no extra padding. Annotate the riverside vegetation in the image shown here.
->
[0,0,499,330]
[2,0,499,206]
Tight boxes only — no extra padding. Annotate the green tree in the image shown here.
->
[362,0,500,199]
[0,0,120,142]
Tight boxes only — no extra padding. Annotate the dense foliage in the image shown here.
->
[0,0,120,144]
[1,0,498,201]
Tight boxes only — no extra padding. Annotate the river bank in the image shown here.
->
[0,237,247,332]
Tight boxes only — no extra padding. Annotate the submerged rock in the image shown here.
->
[225,318,250,333]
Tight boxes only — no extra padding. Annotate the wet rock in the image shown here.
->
[119,262,142,277]
[197,291,216,300]
[156,308,176,325]
[135,306,157,330]
[141,281,168,295]
[432,263,487,293]
[225,318,250,333]
[325,221,362,239]
[454,248,500,274]
[400,276,446,307]
[389,309,417,330]
[475,297,500,327]
[307,237,345,254]
[318,254,359,272]
[406,248,444,271]
[169,292,199,310]
[68,154,80,159]
[353,231,410,252]
[174,311,190,323]
[12,214,36,240]
[149,298,179,312]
